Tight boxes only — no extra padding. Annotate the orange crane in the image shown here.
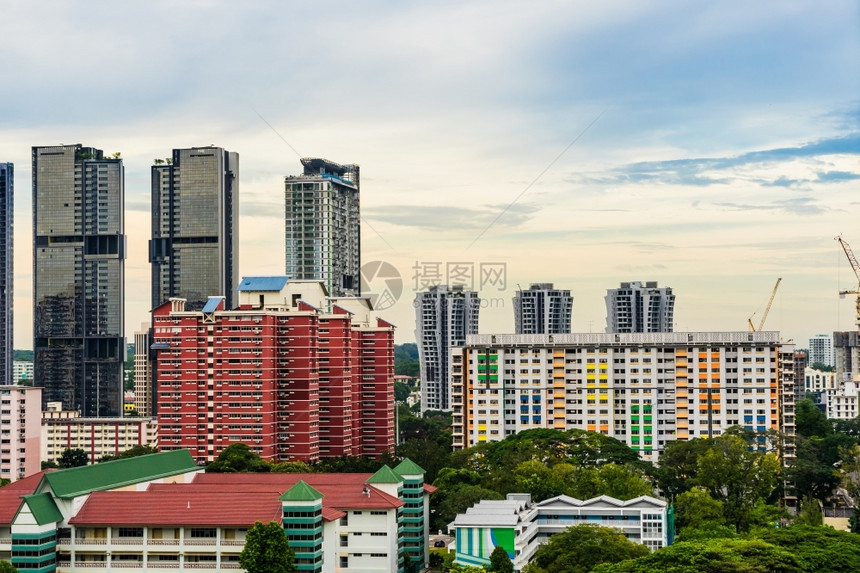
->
[747,277,782,332]
[836,235,860,327]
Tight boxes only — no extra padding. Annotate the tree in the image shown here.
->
[58,448,89,468]
[490,545,514,573]
[757,525,860,573]
[271,461,313,473]
[591,538,802,573]
[524,524,649,573]
[696,433,781,532]
[206,443,270,473]
[434,484,503,532]
[0,561,18,573]
[795,399,832,438]
[100,444,158,463]
[239,521,296,573]
[654,438,714,499]
[394,381,411,402]
[674,487,724,530]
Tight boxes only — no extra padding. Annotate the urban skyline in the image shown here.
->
[1,2,858,352]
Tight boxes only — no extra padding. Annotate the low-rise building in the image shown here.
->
[0,385,42,481]
[449,493,670,571]
[41,402,158,464]
[0,450,434,573]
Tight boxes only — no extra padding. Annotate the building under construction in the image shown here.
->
[285,158,360,297]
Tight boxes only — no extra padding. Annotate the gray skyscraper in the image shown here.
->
[605,281,675,333]
[0,163,11,385]
[33,145,125,415]
[513,283,573,334]
[415,285,480,410]
[150,146,239,310]
[285,158,360,297]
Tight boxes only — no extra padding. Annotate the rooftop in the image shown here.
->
[236,276,289,292]
[39,450,198,499]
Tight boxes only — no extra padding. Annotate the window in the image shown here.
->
[190,528,216,538]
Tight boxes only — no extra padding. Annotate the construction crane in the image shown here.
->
[747,277,782,332]
[836,235,860,327]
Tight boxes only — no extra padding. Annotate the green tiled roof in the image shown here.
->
[18,494,62,525]
[279,480,323,502]
[366,465,402,484]
[393,458,425,477]
[42,450,197,499]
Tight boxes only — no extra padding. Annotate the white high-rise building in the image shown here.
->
[808,334,834,368]
[415,285,480,411]
[513,283,573,334]
[450,332,796,463]
[605,281,674,333]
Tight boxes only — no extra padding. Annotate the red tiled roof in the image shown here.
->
[191,473,404,509]
[0,471,52,524]
[424,484,438,494]
[70,491,282,526]
[322,507,346,521]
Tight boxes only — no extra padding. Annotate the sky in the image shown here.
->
[1,0,859,348]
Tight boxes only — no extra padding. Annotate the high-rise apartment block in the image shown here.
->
[150,146,239,310]
[133,324,152,417]
[605,281,675,333]
[0,386,41,481]
[450,332,796,463]
[415,285,480,411]
[513,283,573,334]
[285,158,360,297]
[32,145,125,416]
[808,334,834,368]
[0,164,11,385]
[153,277,394,464]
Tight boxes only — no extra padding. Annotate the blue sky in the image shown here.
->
[1,0,858,346]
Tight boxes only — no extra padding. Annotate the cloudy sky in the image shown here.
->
[2,0,859,347]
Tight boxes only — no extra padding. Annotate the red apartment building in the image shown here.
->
[152,277,395,464]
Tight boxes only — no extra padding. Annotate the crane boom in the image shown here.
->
[836,235,860,327]
[757,278,782,331]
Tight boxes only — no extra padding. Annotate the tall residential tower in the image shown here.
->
[33,145,125,415]
[415,285,480,410]
[285,158,360,297]
[0,164,11,384]
[513,283,572,334]
[605,281,675,333]
[150,146,239,310]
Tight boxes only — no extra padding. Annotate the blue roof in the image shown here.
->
[237,276,289,292]
[201,296,224,313]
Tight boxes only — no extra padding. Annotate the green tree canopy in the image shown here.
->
[523,524,649,573]
[239,521,297,573]
[58,448,89,468]
[696,433,781,532]
[674,487,724,530]
[795,399,832,438]
[591,538,802,573]
[756,525,860,573]
[490,544,514,573]
[0,560,18,573]
[206,443,270,473]
[99,444,158,463]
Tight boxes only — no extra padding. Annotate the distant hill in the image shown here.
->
[13,350,33,362]
[394,343,419,377]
